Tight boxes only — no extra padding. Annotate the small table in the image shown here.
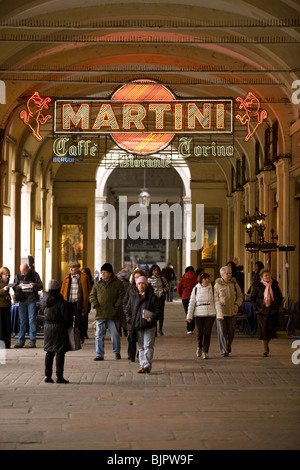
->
[241,301,257,333]
[10,302,41,335]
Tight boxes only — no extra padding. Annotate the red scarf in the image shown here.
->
[261,279,274,307]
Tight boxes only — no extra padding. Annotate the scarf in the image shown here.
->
[261,279,274,307]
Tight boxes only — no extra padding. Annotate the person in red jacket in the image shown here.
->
[177,266,198,334]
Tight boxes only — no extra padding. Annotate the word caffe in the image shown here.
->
[52,137,98,162]
[54,99,233,134]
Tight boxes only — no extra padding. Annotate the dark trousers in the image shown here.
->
[0,307,11,348]
[158,296,165,333]
[69,302,84,340]
[82,312,89,336]
[182,299,194,331]
[195,316,215,352]
[45,351,65,378]
[127,329,137,361]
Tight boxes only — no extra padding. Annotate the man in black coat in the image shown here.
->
[13,263,43,348]
[126,276,161,373]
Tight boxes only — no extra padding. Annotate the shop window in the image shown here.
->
[59,212,86,280]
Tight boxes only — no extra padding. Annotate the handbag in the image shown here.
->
[68,326,82,351]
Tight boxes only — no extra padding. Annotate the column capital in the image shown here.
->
[0,160,7,177]
[11,170,24,187]
[274,157,291,173]
[41,187,49,198]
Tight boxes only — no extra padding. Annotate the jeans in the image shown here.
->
[18,302,37,344]
[136,326,156,368]
[95,319,120,358]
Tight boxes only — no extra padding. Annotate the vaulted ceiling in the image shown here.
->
[0,0,299,188]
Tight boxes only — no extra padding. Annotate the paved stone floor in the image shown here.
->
[0,298,299,451]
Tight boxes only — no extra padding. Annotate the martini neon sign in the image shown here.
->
[19,81,268,153]
[53,80,233,155]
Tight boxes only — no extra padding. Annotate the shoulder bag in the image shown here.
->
[68,326,82,351]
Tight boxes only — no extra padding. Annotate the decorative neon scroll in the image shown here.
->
[235,92,268,142]
[20,92,52,141]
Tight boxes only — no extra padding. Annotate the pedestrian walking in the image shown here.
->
[250,268,283,356]
[214,266,243,357]
[187,272,216,359]
[148,264,169,336]
[162,261,176,302]
[126,276,161,373]
[89,263,125,361]
[177,266,198,334]
[123,268,148,361]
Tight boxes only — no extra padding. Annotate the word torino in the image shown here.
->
[99,196,204,250]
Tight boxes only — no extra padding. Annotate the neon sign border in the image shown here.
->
[53,98,233,135]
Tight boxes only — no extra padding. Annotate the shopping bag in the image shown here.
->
[68,327,82,351]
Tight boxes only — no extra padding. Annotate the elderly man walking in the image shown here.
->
[61,261,91,344]
[13,263,43,348]
[89,263,125,361]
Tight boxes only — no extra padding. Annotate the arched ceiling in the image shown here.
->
[0,0,299,185]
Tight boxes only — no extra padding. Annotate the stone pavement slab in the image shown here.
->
[0,299,299,451]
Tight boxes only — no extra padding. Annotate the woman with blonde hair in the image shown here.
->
[214,266,243,357]
[0,267,12,348]
[251,268,283,356]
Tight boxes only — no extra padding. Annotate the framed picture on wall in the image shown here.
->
[59,212,87,281]
[201,226,218,264]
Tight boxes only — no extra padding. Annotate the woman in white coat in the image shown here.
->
[187,272,216,359]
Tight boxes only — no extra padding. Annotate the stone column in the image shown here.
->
[11,170,24,275]
[275,158,291,296]
[257,170,272,270]
[0,160,7,267]
[243,181,257,291]
[41,187,48,286]
[232,189,243,259]
[182,196,191,269]
[95,196,108,272]
[226,195,233,261]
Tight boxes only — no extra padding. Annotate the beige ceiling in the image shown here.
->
[0,0,299,187]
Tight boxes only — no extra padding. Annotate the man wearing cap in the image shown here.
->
[89,263,125,361]
[61,261,91,344]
